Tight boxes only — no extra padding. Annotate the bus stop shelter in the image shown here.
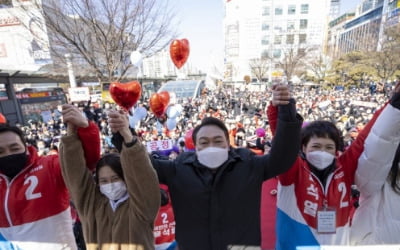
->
[0,70,69,125]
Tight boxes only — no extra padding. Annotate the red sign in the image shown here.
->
[16,91,51,99]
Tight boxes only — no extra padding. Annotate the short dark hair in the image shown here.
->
[95,153,124,184]
[192,117,229,145]
[301,120,341,151]
[0,124,27,146]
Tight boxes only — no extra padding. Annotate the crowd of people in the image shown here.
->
[0,81,399,250]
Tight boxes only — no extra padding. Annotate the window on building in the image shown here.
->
[362,0,373,12]
[287,21,295,31]
[274,25,283,32]
[262,22,270,31]
[274,35,282,45]
[261,35,269,45]
[261,50,269,59]
[300,19,308,29]
[262,6,270,16]
[273,49,281,58]
[301,4,309,14]
[299,34,307,43]
[298,48,306,56]
[286,34,294,44]
[275,6,283,15]
[288,5,296,15]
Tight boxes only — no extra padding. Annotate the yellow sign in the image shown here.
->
[101,90,115,103]
[272,71,283,77]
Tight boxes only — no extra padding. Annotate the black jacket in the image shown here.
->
[151,101,302,250]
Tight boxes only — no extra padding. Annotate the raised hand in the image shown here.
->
[108,110,133,143]
[61,104,89,134]
[271,84,291,106]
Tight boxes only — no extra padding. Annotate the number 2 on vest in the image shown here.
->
[24,176,42,200]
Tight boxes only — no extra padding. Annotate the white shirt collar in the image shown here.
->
[109,192,129,212]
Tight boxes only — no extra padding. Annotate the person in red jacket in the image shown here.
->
[154,184,177,250]
[0,104,100,250]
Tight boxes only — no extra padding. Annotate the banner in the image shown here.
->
[68,87,90,102]
[351,100,378,108]
[146,139,173,153]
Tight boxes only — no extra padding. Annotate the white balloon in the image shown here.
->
[174,104,183,113]
[166,105,179,119]
[128,114,140,128]
[130,50,142,67]
[156,121,163,133]
[166,118,177,130]
[136,107,147,120]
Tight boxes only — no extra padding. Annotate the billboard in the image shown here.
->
[0,6,52,68]
[27,15,51,64]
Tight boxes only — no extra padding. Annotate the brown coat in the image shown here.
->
[60,134,160,250]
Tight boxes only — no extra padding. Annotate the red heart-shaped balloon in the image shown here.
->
[109,81,141,111]
[0,113,6,124]
[158,91,170,106]
[170,39,190,69]
[150,91,170,117]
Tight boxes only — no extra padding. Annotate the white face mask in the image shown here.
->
[306,151,335,170]
[196,147,229,169]
[100,181,127,200]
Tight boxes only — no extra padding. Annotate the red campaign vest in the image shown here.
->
[154,203,176,245]
[280,158,355,229]
[260,178,278,250]
[0,146,69,227]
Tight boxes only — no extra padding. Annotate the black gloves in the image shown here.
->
[111,128,137,153]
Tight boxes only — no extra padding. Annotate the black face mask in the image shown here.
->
[236,136,243,146]
[0,152,28,179]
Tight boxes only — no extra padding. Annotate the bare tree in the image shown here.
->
[266,45,314,83]
[306,53,330,83]
[249,58,268,82]
[366,24,400,83]
[18,0,178,82]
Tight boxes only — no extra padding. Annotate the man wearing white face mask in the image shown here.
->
[140,84,303,250]
[60,108,160,249]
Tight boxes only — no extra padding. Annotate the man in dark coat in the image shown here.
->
[149,84,302,250]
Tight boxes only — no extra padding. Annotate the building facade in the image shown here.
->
[141,49,203,79]
[223,0,333,82]
[330,0,341,19]
[0,0,52,71]
[326,0,394,59]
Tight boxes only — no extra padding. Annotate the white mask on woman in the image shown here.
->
[196,147,229,169]
[100,181,127,200]
[306,151,335,170]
